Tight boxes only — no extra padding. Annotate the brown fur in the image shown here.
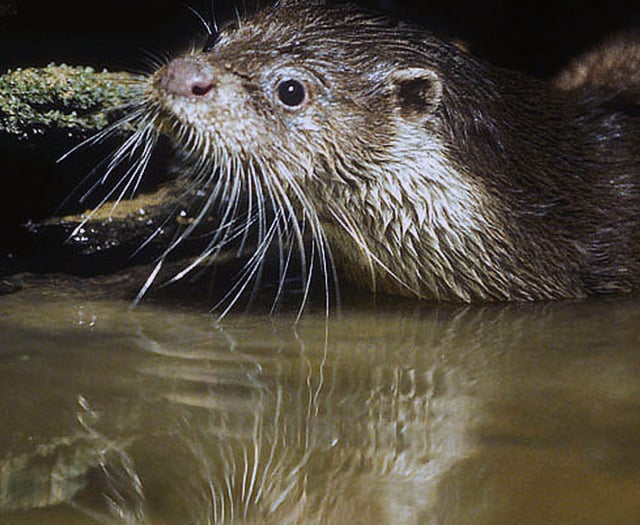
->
[141,3,640,302]
[554,33,640,93]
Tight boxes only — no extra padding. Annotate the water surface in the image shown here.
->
[1,280,639,524]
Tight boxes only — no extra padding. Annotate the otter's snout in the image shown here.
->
[158,57,214,97]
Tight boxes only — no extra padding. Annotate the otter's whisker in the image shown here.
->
[328,204,423,297]
[214,214,282,318]
[245,164,282,304]
[130,218,170,258]
[131,258,164,308]
[134,46,171,74]
[165,213,260,285]
[107,130,158,213]
[263,166,309,284]
[270,224,298,314]
[67,130,158,241]
[275,163,336,318]
[57,103,148,164]
[57,105,151,214]
[237,160,259,257]
[255,171,294,311]
[85,113,156,194]
[155,164,232,263]
[183,3,216,38]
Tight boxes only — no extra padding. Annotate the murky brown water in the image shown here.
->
[1,280,640,524]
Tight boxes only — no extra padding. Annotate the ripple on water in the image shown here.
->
[1,285,640,524]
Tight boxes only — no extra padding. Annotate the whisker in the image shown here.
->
[214,213,282,318]
[107,128,158,212]
[57,103,148,164]
[58,107,154,215]
[135,46,171,73]
[209,0,220,35]
[183,3,215,37]
[165,213,260,284]
[329,205,419,297]
[67,127,159,239]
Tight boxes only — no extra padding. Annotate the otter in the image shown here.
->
[554,32,640,93]
[119,0,640,303]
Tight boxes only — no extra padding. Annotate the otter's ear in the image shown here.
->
[390,67,442,117]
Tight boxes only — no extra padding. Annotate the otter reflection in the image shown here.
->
[1,295,640,524]
[89,310,479,525]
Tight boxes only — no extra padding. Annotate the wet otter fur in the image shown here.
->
[124,1,640,303]
[554,32,640,93]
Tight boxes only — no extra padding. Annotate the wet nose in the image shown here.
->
[159,57,214,97]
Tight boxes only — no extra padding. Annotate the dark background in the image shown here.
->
[1,1,639,76]
[1,0,639,276]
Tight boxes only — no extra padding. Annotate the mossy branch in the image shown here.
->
[0,63,140,141]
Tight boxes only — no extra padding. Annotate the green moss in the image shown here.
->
[0,64,142,140]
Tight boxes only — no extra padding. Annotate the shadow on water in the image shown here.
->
[1,283,640,524]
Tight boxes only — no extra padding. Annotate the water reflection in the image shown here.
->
[1,286,640,524]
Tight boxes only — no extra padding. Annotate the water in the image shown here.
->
[1,279,639,524]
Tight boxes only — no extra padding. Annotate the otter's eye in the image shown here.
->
[277,79,306,107]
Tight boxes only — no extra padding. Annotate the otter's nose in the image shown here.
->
[159,57,214,97]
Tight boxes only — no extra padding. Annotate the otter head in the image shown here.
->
[143,3,518,305]
[149,3,445,179]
